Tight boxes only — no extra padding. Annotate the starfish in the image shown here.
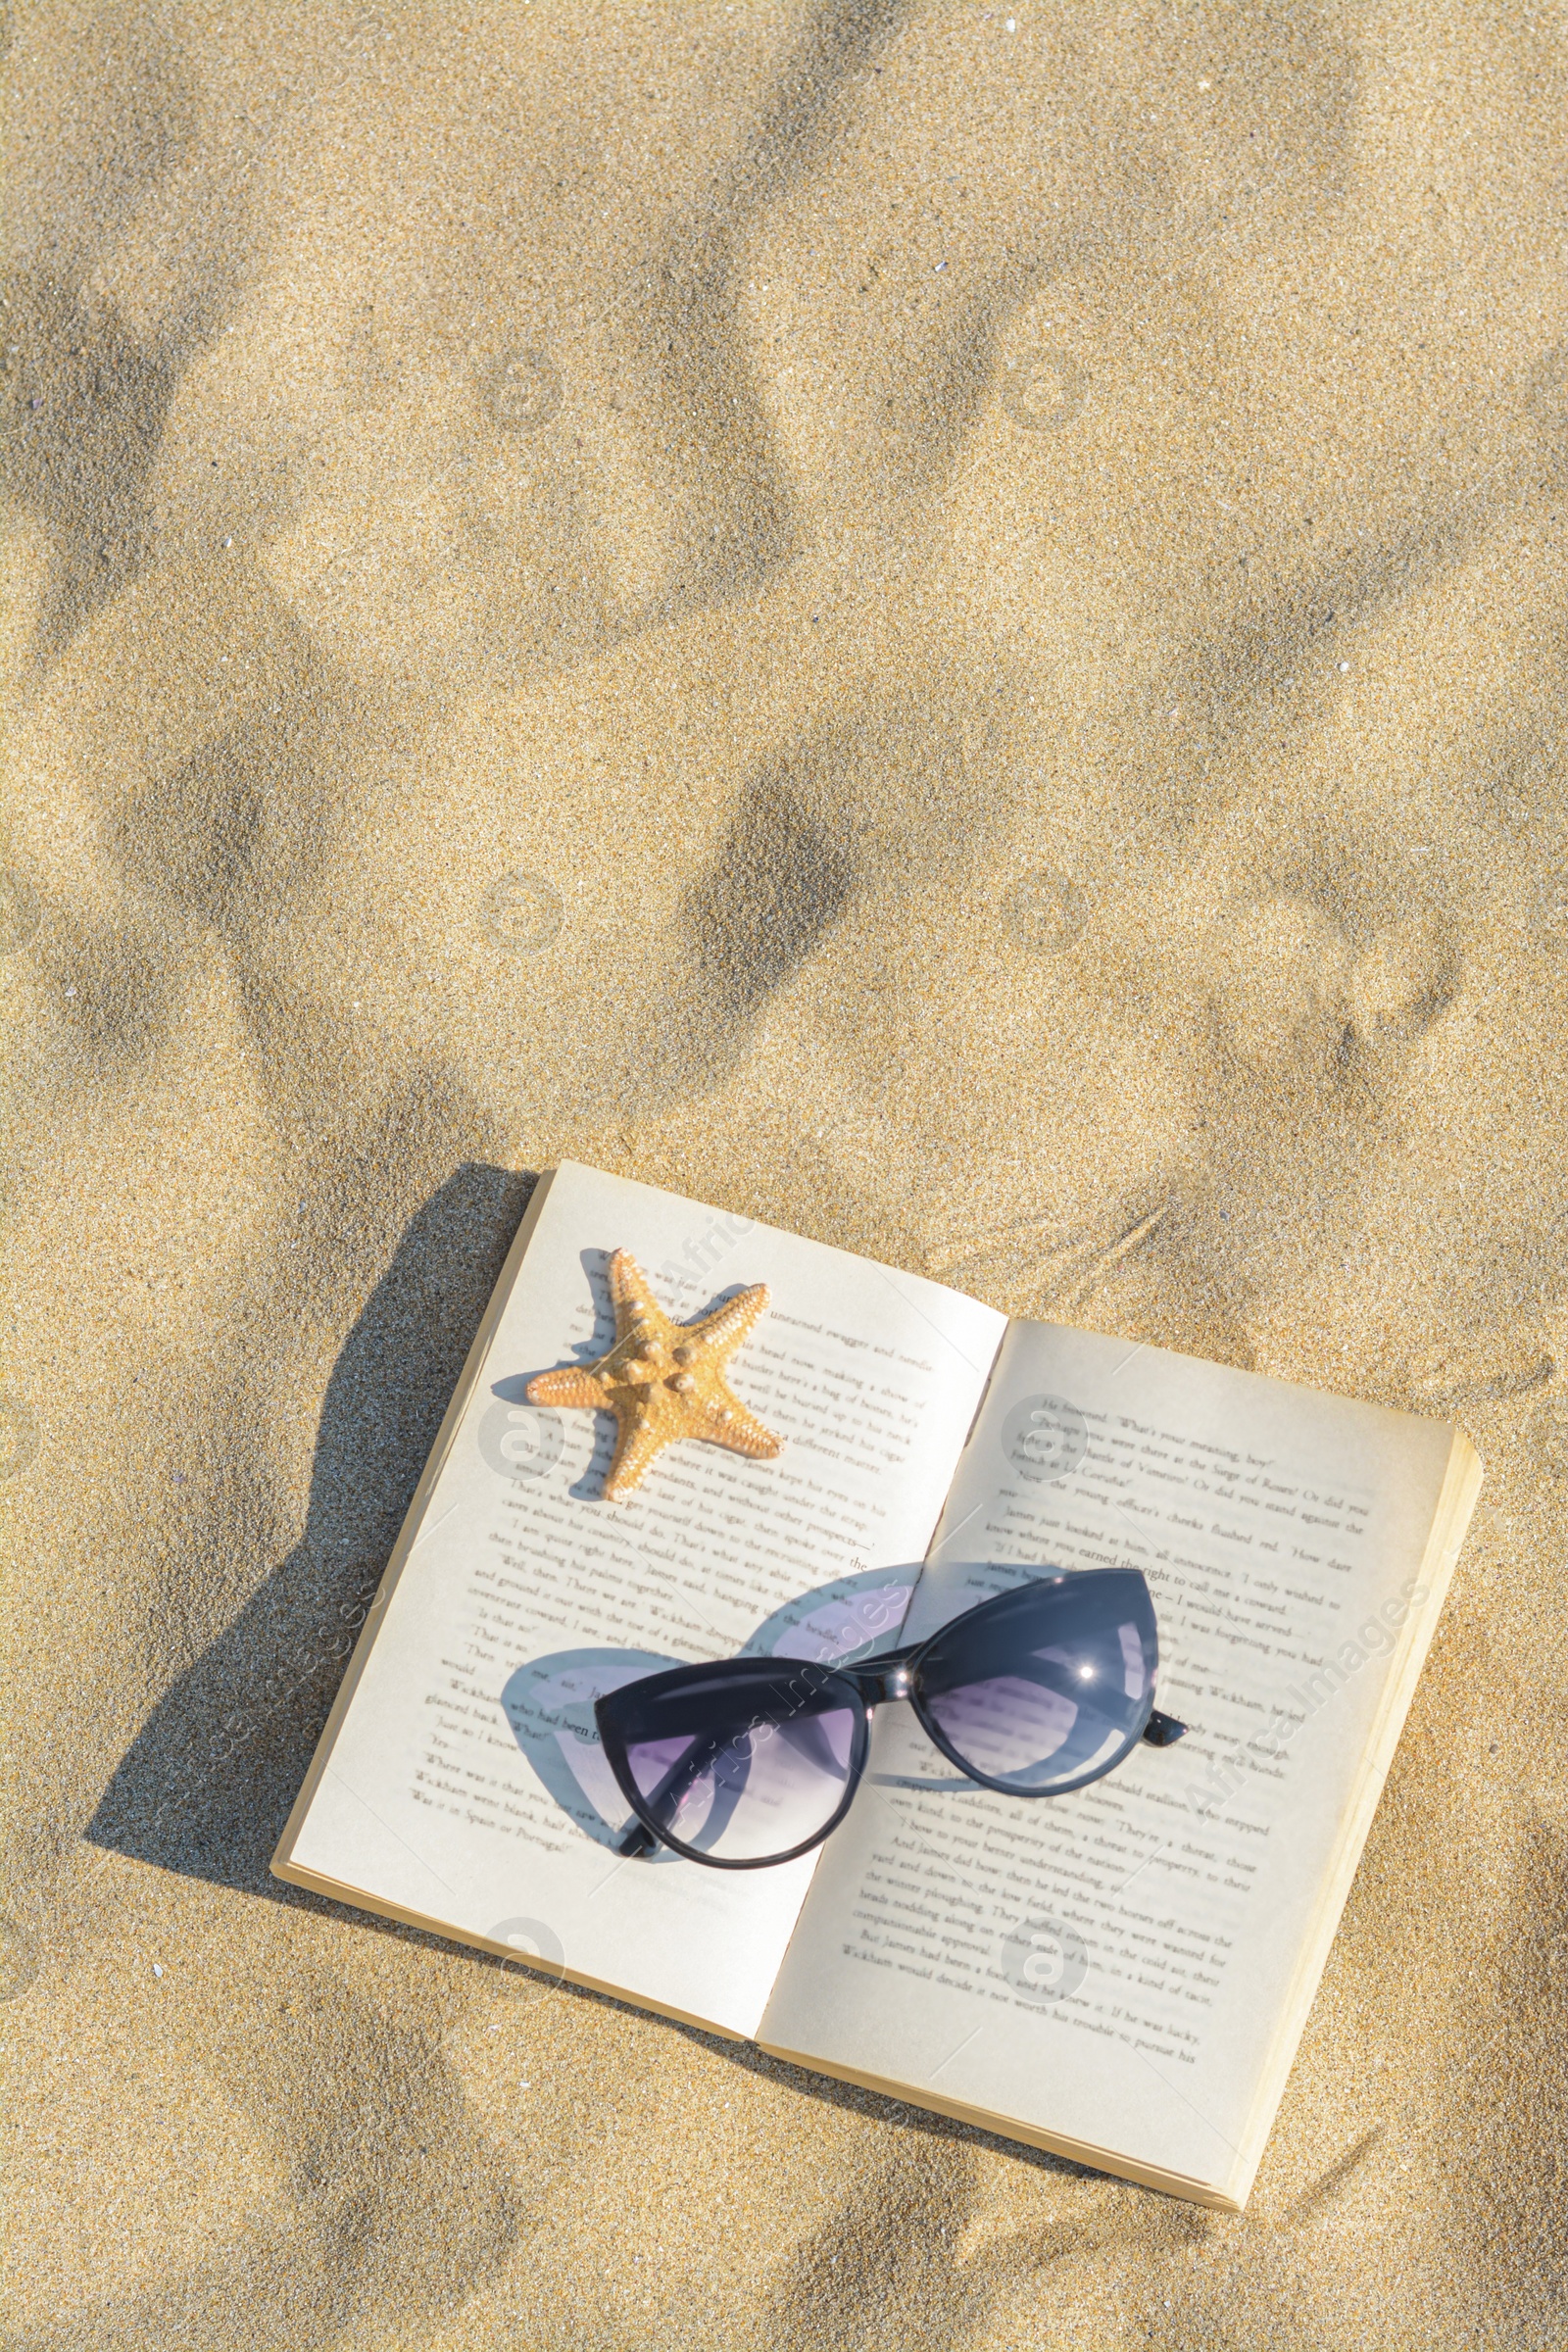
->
[526,1249,783,1500]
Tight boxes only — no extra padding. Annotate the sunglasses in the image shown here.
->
[595,1567,1187,1870]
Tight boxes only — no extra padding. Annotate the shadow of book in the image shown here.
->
[85,1160,534,1900]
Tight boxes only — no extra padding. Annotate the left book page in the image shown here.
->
[273,1160,1005,2038]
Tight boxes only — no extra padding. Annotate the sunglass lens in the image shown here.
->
[914,1570,1157,1793]
[599,1658,863,1863]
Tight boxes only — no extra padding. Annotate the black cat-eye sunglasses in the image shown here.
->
[595,1567,1187,1870]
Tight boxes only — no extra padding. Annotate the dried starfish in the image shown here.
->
[526,1249,782,1499]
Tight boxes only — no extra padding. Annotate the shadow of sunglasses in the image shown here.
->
[595,1567,1185,1869]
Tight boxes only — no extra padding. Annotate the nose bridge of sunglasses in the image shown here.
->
[844,1657,914,1705]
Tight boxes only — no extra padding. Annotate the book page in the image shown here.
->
[275,1162,1005,2037]
[760,1321,1461,2197]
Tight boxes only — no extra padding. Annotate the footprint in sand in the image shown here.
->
[1209,898,1461,1067]
[1205,895,1348,1068]
[1349,913,1460,1047]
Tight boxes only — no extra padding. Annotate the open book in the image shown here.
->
[273,1162,1481,2209]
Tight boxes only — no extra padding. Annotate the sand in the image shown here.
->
[3,2,1566,2343]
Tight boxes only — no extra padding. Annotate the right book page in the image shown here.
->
[759,1320,1480,2207]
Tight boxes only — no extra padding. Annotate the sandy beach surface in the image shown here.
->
[4,4,1567,2344]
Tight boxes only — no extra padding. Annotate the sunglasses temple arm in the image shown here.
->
[613,1816,661,1858]
[611,1729,729,1857]
[1142,1707,1187,1747]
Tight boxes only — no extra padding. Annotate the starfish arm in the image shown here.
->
[703,1395,784,1460]
[526,1368,607,1409]
[607,1249,661,1327]
[528,1250,783,1498]
[603,1407,676,1499]
[691,1283,771,1356]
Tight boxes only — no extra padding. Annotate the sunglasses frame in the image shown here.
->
[594,1568,1187,1871]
